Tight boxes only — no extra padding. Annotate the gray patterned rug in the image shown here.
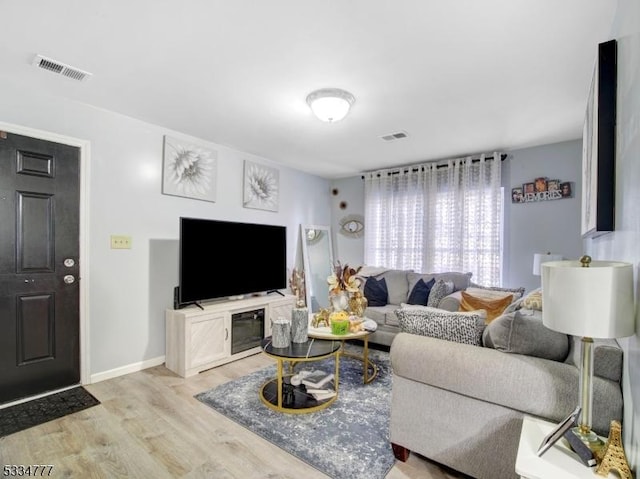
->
[195,345,394,479]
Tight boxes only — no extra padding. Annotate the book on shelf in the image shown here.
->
[301,372,334,389]
[307,389,337,401]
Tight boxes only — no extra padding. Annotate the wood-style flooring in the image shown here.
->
[0,353,468,478]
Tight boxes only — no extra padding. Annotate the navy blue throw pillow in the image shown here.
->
[364,277,388,307]
[407,277,436,306]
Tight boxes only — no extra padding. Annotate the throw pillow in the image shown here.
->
[482,310,569,361]
[464,287,515,302]
[459,291,512,323]
[469,282,526,300]
[521,289,543,310]
[426,279,454,308]
[407,278,436,306]
[396,306,486,346]
[363,277,388,307]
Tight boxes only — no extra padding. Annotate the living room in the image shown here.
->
[1,1,639,478]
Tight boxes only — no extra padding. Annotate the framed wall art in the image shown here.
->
[162,135,218,202]
[243,160,279,211]
[581,39,616,238]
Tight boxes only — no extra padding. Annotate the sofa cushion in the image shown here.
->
[482,310,569,361]
[396,306,486,346]
[459,291,512,323]
[364,277,388,306]
[365,304,399,327]
[426,279,454,308]
[407,277,436,306]
[408,271,472,297]
[377,270,412,305]
[565,336,623,383]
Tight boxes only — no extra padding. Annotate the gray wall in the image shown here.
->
[0,81,331,380]
[588,0,640,465]
[330,139,584,293]
[503,140,583,292]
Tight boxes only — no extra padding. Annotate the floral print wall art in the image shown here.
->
[243,160,279,212]
[162,135,217,202]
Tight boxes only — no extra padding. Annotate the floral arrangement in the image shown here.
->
[327,262,362,294]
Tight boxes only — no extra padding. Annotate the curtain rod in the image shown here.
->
[360,153,507,179]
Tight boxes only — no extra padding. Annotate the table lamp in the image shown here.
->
[532,252,563,276]
[541,256,634,449]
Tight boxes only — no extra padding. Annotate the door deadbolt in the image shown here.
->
[64,258,75,267]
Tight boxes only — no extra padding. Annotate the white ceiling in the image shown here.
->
[0,1,617,179]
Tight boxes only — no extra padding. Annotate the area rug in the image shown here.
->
[0,386,100,437]
[195,345,395,479]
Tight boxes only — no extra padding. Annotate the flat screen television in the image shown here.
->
[177,217,287,307]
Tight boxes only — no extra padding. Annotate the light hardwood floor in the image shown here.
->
[0,353,468,478]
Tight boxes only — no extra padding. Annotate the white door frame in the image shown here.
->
[0,121,91,386]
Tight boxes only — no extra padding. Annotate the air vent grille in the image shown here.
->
[32,54,92,82]
[381,131,409,142]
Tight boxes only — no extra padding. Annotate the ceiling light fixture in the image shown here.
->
[306,88,355,123]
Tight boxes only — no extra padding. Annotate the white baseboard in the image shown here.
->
[90,356,165,384]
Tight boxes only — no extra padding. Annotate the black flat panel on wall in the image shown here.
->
[16,150,55,178]
[17,293,55,365]
[16,191,54,273]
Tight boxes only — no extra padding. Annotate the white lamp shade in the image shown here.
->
[532,253,563,275]
[306,88,355,122]
[542,260,635,338]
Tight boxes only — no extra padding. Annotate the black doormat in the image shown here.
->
[0,386,100,437]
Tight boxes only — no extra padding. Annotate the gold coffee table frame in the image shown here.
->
[307,326,378,384]
[260,338,341,414]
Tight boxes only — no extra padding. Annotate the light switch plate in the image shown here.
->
[110,235,132,249]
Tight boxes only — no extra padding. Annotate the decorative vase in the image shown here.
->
[291,307,309,343]
[271,317,291,348]
[330,290,350,312]
[349,291,368,317]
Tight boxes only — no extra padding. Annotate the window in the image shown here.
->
[364,154,502,285]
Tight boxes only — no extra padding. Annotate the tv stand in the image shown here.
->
[165,294,297,377]
[266,289,285,297]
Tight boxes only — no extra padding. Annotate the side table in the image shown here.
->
[516,415,609,479]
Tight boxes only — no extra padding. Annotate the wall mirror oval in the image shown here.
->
[300,224,334,312]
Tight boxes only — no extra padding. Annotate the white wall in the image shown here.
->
[588,0,640,465]
[330,176,365,266]
[0,80,331,378]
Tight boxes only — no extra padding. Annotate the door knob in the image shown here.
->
[64,275,75,284]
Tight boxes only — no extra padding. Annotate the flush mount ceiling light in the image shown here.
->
[306,88,355,122]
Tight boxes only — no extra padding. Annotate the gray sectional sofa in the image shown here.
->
[389,320,624,479]
[361,268,474,346]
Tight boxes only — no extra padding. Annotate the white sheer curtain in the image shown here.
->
[364,153,502,285]
[363,169,426,272]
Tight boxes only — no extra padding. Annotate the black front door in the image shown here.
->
[0,132,81,404]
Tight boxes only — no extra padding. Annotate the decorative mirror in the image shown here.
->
[300,224,334,312]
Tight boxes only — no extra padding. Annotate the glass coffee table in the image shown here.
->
[260,337,341,414]
[307,325,378,384]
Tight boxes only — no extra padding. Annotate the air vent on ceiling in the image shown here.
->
[381,131,409,142]
[32,54,92,82]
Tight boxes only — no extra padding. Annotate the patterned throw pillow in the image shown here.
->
[469,282,526,300]
[459,291,513,323]
[396,306,486,346]
[522,289,543,310]
[426,279,454,308]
